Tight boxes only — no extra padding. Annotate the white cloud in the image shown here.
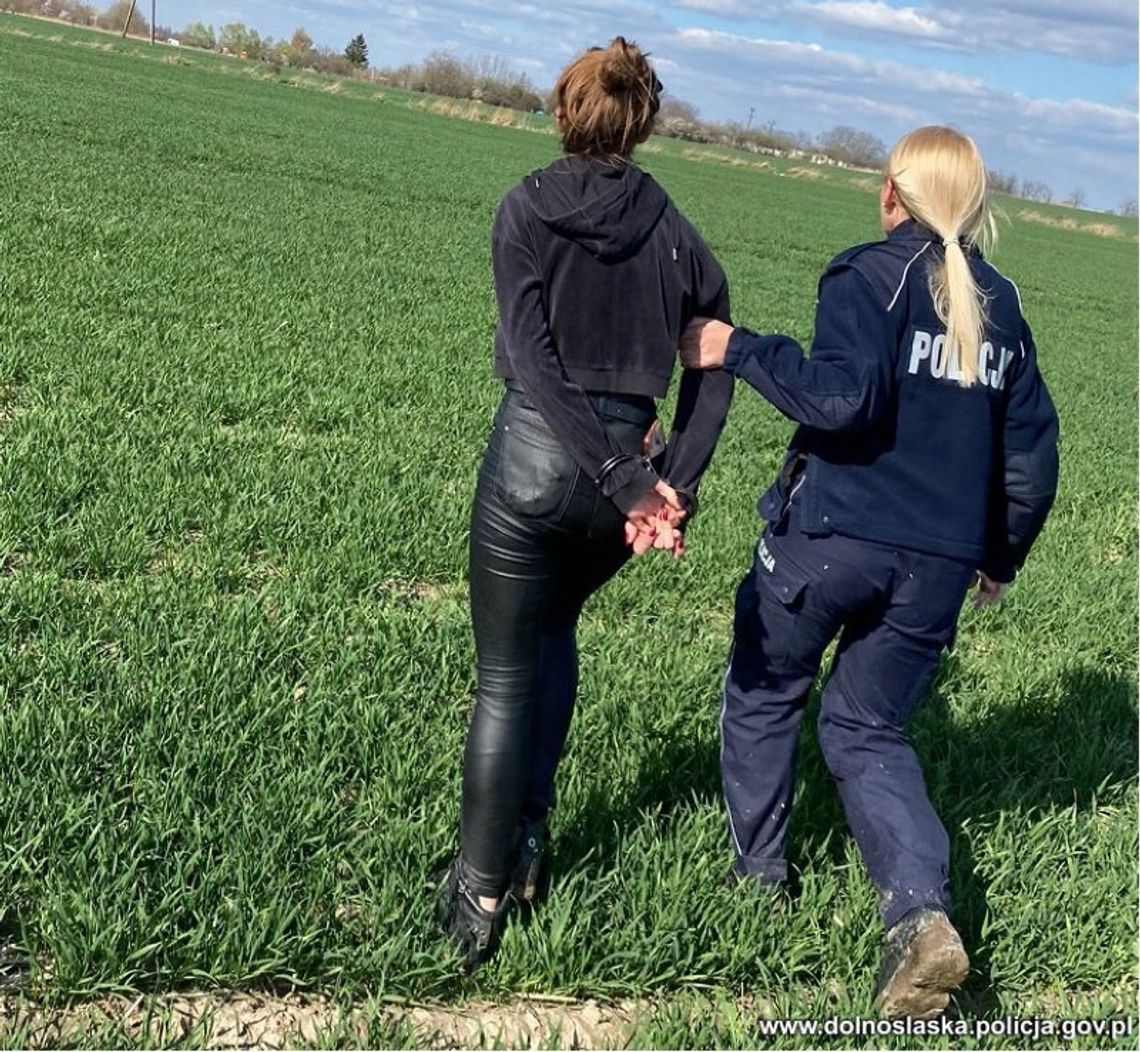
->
[791,1,945,39]
[660,26,1137,204]
[774,83,922,124]
[673,26,985,96]
[792,0,1139,64]
[669,1,780,14]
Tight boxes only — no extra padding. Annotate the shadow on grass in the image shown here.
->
[555,660,1137,996]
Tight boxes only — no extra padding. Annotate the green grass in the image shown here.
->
[0,11,1137,1048]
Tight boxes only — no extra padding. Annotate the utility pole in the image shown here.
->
[746,107,755,130]
[151,0,156,45]
[120,0,137,38]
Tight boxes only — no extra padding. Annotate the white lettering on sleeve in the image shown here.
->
[945,337,962,382]
[930,333,947,379]
[979,341,994,387]
[909,330,932,374]
[993,347,1013,390]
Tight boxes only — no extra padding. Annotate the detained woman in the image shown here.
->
[441,37,734,968]
[680,127,1059,1018]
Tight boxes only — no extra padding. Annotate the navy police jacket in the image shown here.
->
[724,219,1059,582]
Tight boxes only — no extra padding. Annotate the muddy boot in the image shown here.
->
[508,816,549,908]
[438,860,510,972]
[874,908,969,1019]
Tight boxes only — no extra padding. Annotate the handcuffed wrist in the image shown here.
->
[602,457,658,515]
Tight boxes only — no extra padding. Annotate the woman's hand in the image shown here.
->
[680,318,735,369]
[624,481,687,559]
[971,572,1009,609]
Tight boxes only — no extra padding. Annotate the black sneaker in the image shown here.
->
[508,816,548,907]
[438,859,510,972]
[873,908,969,1019]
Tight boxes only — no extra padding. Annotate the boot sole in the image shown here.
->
[875,913,969,1020]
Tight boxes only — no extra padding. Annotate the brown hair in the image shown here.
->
[554,37,662,159]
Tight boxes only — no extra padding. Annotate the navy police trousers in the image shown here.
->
[721,498,975,930]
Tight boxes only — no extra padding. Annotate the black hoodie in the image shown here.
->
[491,154,734,514]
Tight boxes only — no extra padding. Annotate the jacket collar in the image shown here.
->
[887,217,983,258]
[887,218,938,243]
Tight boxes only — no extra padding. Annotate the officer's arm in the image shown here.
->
[660,227,734,513]
[492,196,658,514]
[980,319,1060,583]
[723,267,893,431]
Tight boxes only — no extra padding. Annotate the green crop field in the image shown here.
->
[0,12,1136,1049]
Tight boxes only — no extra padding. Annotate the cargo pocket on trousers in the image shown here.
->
[736,537,813,670]
[494,421,579,522]
[754,533,812,611]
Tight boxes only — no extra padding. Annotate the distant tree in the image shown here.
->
[344,33,368,68]
[1120,198,1138,218]
[305,46,355,76]
[181,21,216,50]
[657,97,702,140]
[1021,180,1053,204]
[418,52,474,98]
[986,169,1019,196]
[1064,187,1087,209]
[218,22,263,58]
[462,55,540,110]
[816,125,886,169]
[98,0,149,37]
[466,54,512,82]
[280,27,315,66]
[54,2,98,23]
[377,63,420,90]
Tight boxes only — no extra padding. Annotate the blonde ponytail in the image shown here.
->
[887,127,996,387]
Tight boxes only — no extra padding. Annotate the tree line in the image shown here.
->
[5,1,1134,213]
[1,3,371,73]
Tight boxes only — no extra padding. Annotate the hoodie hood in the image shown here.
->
[522,155,669,262]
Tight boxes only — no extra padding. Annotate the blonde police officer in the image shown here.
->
[681,126,1059,1018]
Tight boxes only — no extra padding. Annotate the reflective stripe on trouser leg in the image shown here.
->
[720,569,823,883]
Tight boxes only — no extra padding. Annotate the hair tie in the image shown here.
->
[943,237,958,248]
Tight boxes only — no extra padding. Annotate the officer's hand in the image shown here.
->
[680,318,735,369]
[971,572,1009,609]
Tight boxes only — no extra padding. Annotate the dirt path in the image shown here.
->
[0,991,647,1049]
[2,984,1137,1049]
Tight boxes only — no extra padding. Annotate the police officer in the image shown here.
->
[679,126,1059,1018]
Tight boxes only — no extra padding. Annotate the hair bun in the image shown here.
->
[599,37,644,93]
[553,36,661,156]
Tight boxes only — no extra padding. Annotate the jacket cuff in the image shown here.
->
[602,457,658,515]
[978,558,1017,585]
[723,327,757,375]
[668,486,698,523]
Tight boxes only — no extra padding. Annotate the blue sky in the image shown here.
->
[168,1,1138,209]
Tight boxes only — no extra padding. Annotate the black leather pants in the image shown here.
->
[460,383,656,897]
